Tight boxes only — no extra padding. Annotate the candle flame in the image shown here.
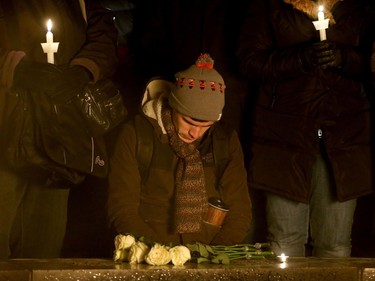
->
[318,5,324,12]
[277,253,289,263]
[47,19,52,32]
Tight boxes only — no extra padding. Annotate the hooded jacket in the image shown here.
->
[237,0,375,203]
[107,79,252,245]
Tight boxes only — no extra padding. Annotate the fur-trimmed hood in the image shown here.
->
[283,0,343,23]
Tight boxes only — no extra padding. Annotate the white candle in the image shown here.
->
[312,5,329,41]
[318,6,324,21]
[46,19,53,43]
[41,18,59,64]
[277,253,289,263]
[318,6,327,41]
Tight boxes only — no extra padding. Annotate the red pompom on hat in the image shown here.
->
[168,53,225,121]
[195,53,214,69]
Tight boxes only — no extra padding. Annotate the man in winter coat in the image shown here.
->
[107,54,252,245]
[0,0,118,258]
[237,0,375,257]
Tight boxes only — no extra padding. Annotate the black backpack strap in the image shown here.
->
[134,114,154,184]
[212,123,230,190]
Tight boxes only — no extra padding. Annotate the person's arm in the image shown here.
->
[70,0,119,82]
[9,1,118,99]
[107,121,159,240]
[237,0,304,81]
[0,50,25,89]
[211,131,252,245]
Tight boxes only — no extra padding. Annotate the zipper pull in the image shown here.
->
[84,95,92,116]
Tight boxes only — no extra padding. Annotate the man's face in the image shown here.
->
[172,111,214,143]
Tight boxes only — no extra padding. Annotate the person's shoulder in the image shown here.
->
[117,114,151,133]
[212,121,235,138]
[132,114,157,130]
[130,113,165,143]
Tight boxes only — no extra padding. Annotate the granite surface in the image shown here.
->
[0,257,374,281]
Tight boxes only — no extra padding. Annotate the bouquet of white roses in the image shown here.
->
[113,234,191,266]
[113,234,273,266]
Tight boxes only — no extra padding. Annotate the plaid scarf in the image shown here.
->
[161,103,208,233]
[283,0,342,24]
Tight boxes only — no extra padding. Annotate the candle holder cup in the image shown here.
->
[203,197,229,227]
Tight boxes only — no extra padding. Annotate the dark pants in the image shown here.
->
[0,166,70,258]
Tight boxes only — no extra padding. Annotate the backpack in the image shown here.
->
[134,115,230,189]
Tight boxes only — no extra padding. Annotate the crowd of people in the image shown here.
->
[0,0,374,259]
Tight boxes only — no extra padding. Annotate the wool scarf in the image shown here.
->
[161,102,207,233]
[283,0,342,24]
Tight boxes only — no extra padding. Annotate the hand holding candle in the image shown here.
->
[41,19,59,64]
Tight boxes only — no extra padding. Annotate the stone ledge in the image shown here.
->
[0,257,373,281]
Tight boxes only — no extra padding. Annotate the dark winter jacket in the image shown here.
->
[237,0,375,202]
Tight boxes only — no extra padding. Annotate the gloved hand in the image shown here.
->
[299,41,347,71]
[13,60,65,93]
[13,60,91,101]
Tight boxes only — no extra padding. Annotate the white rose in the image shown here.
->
[169,245,191,266]
[145,243,171,265]
[128,241,149,264]
[113,249,129,262]
[114,234,136,250]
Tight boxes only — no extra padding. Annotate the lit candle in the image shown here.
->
[312,5,329,41]
[277,253,289,263]
[317,6,326,41]
[40,19,59,64]
[46,19,53,43]
[318,6,324,21]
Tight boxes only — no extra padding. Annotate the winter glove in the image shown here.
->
[299,41,347,71]
[311,41,347,70]
[13,60,64,93]
[13,60,91,102]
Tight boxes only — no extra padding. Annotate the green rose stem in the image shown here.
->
[186,242,275,264]
[209,244,275,261]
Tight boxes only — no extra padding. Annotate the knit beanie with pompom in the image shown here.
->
[168,53,225,121]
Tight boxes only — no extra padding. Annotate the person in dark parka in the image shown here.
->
[237,0,375,257]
